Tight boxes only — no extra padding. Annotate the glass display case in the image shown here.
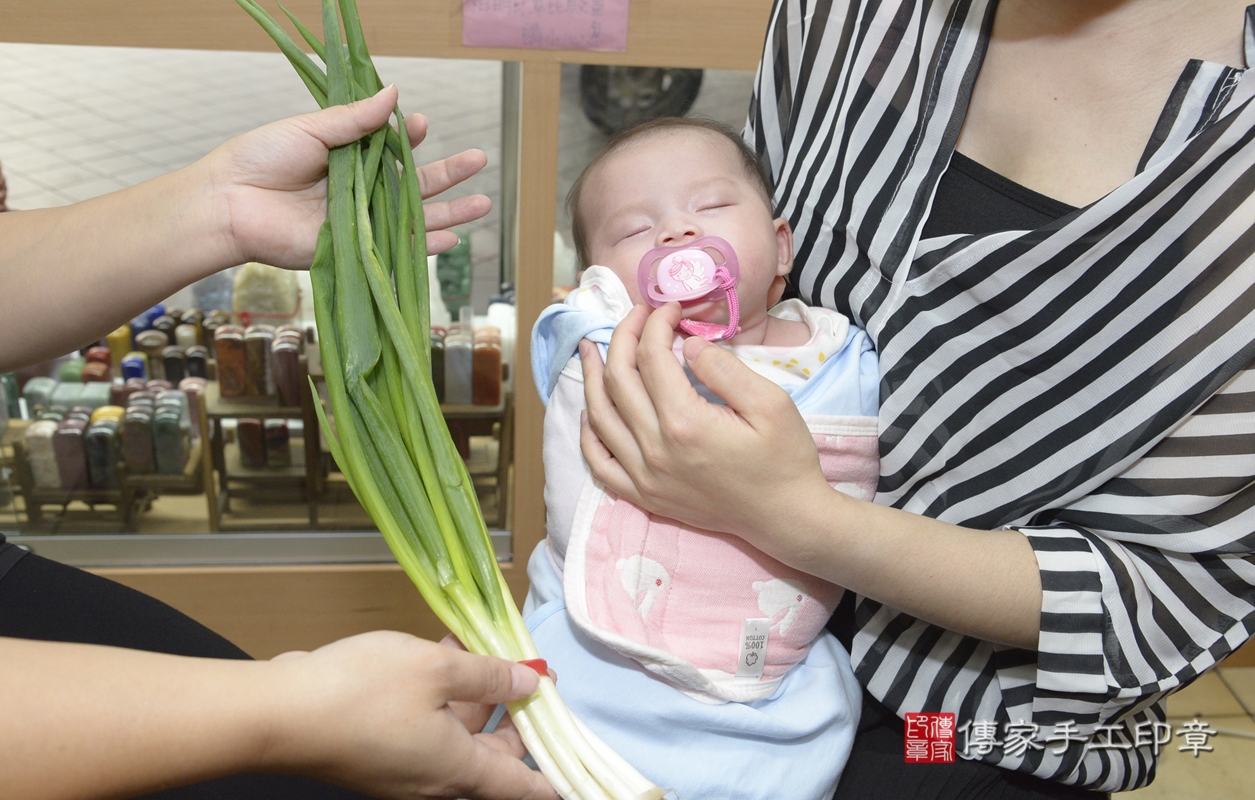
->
[0,43,512,523]
[0,0,772,655]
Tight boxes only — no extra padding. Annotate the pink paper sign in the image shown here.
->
[462,0,630,52]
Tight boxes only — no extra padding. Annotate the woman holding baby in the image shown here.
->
[580,1,1255,797]
[1,1,1251,798]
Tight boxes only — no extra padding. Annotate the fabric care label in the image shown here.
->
[462,1,630,52]
[736,618,770,678]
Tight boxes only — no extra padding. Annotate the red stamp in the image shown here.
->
[905,713,955,763]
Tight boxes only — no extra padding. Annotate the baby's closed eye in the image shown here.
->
[696,200,734,214]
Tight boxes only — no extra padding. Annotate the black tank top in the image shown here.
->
[783,150,1078,304]
[921,151,1078,238]
[829,151,1078,649]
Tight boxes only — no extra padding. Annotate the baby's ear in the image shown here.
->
[774,217,794,277]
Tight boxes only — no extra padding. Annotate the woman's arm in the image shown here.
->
[579,303,1042,650]
[731,0,1254,790]
[0,85,489,373]
[0,632,556,800]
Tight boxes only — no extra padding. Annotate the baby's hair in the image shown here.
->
[567,117,774,268]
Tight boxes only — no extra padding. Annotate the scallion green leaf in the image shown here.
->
[242,2,669,797]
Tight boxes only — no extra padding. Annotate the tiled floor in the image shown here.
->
[0,40,755,535]
[1125,665,1255,797]
[0,42,755,311]
[0,41,506,308]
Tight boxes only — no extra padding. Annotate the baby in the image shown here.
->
[525,118,879,800]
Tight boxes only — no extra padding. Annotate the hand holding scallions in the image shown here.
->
[0,632,555,800]
[263,631,558,800]
[235,1,672,794]
[0,84,489,373]
[206,83,490,271]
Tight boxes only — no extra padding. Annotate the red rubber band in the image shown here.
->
[519,658,550,678]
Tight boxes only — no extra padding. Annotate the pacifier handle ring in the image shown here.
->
[677,267,741,342]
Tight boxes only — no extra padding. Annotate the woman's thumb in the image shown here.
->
[442,651,540,705]
[303,85,398,148]
[683,335,783,418]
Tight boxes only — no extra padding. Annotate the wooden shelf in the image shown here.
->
[24,487,136,505]
[439,400,507,418]
[124,439,204,493]
[2,418,29,448]
[10,438,147,530]
[204,358,324,531]
[204,380,304,420]
[222,439,307,482]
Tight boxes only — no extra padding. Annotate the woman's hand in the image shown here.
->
[580,302,833,556]
[580,303,1045,649]
[265,631,557,800]
[0,86,491,373]
[206,84,490,270]
[0,634,556,800]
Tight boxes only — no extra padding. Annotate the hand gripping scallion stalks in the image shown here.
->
[235,1,669,798]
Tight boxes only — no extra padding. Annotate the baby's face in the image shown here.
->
[579,130,792,330]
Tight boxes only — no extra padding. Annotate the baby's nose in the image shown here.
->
[660,230,700,247]
[659,218,701,246]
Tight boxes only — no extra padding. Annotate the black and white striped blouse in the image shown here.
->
[747,0,1255,791]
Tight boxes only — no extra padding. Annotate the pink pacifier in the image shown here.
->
[636,235,741,341]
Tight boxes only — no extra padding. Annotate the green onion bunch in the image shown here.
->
[235,1,667,797]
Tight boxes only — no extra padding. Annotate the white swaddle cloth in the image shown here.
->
[524,268,880,798]
[534,267,881,702]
